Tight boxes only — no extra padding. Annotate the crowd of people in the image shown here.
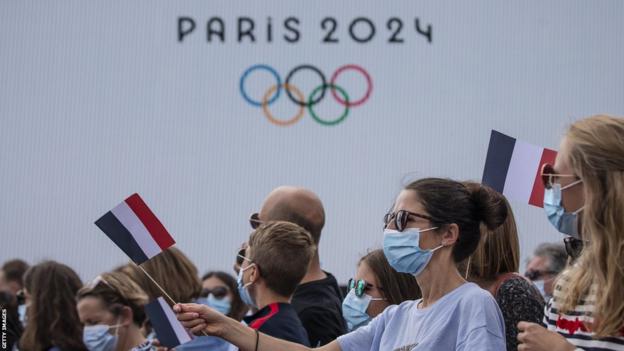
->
[1,114,623,351]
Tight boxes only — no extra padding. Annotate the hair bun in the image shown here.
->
[465,182,508,230]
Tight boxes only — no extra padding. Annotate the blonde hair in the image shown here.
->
[559,115,624,337]
[77,272,149,326]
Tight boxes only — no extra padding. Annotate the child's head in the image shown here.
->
[239,221,315,303]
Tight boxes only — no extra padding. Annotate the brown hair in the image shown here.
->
[460,182,520,281]
[2,259,29,287]
[201,271,247,321]
[119,247,202,305]
[359,249,421,304]
[19,261,87,351]
[77,272,149,326]
[404,178,508,262]
[558,115,624,338]
[248,221,315,297]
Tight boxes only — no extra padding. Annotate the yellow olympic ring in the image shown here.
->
[261,84,306,127]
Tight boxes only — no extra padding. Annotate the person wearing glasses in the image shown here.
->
[524,242,567,302]
[174,178,508,350]
[516,115,624,351]
[200,271,247,322]
[248,186,346,346]
[77,272,155,351]
[342,249,421,331]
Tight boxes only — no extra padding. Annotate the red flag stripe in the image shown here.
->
[125,194,176,250]
[528,148,557,207]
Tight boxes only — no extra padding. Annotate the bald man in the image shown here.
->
[250,186,346,346]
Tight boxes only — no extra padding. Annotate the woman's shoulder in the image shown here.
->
[457,282,497,301]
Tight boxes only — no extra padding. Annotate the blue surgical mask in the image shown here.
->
[83,322,122,351]
[533,280,551,302]
[342,289,385,331]
[544,181,583,238]
[17,304,27,326]
[198,294,231,315]
[237,264,256,308]
[383,228,442,276]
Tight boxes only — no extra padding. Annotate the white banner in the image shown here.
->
[1,0,623,283]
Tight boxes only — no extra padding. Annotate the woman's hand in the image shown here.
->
[174,303,229,336]
[517,322,576,351]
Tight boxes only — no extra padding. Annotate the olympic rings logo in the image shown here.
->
[239,64,372,126]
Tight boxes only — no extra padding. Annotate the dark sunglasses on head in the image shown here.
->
[383,210,434,232]
[563,236,586,259]
[541,163,578,190]
[249,213,263,229]
[200,286,229,299]
[235,247,247,266]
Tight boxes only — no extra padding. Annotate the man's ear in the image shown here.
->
[248,264,260,284]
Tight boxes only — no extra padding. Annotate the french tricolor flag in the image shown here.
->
[95,193,175,264]
[145,297,192,348]
[482,130,557,207]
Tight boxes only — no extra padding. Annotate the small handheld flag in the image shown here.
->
[95,193,176,264]
[482,130,557,207]
[145,297,193,348]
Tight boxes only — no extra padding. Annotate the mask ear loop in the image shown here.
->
[242,263,257,288]
[464,256,472,280]
[561,179,583,191]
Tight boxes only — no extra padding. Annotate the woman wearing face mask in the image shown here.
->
[460,182,544,351]
[342,249,421,331]
[172,271,249,351]
[175,177,508,350]
[517,115,624,351]
[19,260,88,351]
[77,272,154,351]
[200,271,247,322]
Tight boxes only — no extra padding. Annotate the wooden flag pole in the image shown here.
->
[137,264,177,306]
[137,263,209,337]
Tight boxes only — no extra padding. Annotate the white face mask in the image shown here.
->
[82,319,123,351]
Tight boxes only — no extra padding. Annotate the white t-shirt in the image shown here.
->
[337,282,506,351]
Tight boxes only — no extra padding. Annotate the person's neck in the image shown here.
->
[115,325,146,351]
[416,260,466,308]
[299,254,327,284]
[253,285,290,311]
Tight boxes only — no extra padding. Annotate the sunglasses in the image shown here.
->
[200,286,230,299]
[383,210,435,232]
[235,247,247,267]
[541,163,578,190]
[347,278,383,298]
[563,236,586,259]
[249,213,263,229]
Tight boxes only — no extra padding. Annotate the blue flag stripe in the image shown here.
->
[145,299,182,348]
[95,211,149,264]
[482,130,516,193]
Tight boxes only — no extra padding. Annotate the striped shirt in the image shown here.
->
[543,279,624,351]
